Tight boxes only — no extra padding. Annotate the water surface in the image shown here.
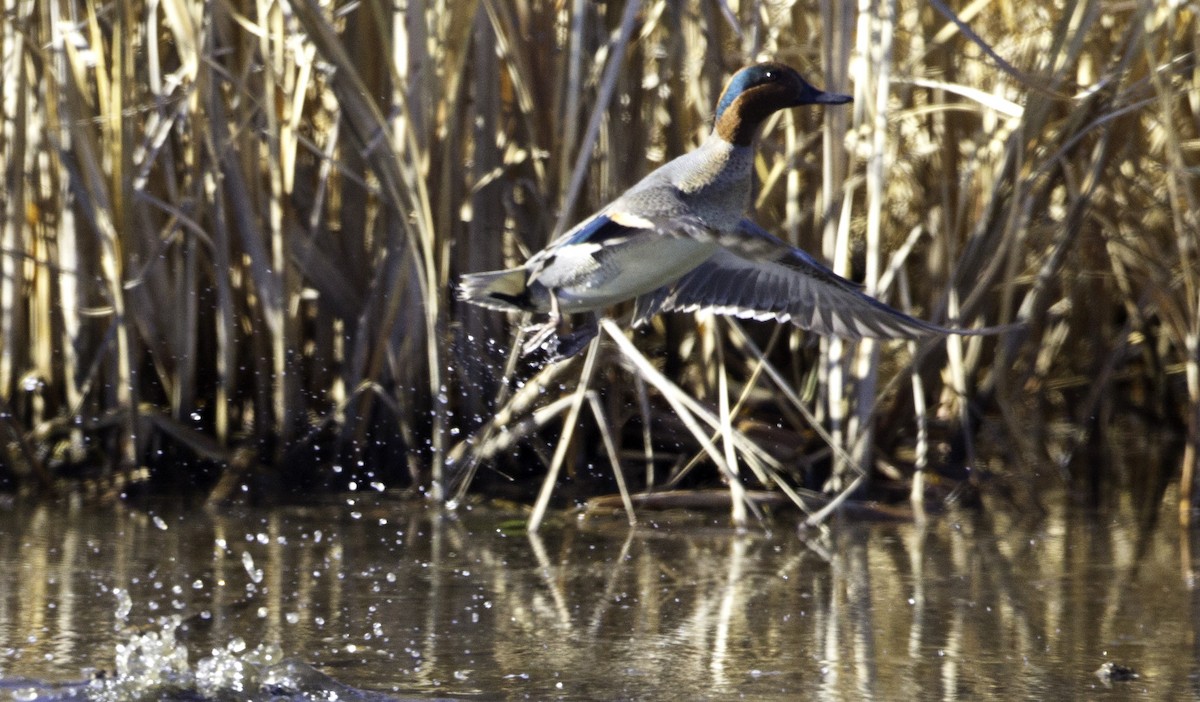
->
[0,493,1196,700]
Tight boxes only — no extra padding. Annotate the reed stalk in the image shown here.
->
[0,0,1194,523]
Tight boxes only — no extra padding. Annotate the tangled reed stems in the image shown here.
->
[0,0,1196,524]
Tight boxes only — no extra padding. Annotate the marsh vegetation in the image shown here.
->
[1,0,1196,524]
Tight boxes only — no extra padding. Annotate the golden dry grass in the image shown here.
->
[0,0,1196,523]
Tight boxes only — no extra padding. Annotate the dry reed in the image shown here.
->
[0,0,1195,524]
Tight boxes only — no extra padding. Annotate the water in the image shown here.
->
[0,493,1197,700]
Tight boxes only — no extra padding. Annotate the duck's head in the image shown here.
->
[713,62,851,145]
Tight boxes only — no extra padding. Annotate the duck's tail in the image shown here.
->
[456,268,531,312]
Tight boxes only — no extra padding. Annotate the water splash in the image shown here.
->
[4,614,388,701]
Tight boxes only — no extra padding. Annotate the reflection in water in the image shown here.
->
[0,495,1197,700]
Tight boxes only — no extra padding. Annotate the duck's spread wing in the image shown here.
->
[639,219,951,340]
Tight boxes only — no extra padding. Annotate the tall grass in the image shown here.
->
[0,0,1195,523]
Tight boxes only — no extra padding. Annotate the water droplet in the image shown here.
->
[241,552,263,584]
[113,588,133,621]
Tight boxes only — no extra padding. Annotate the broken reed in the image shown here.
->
[0,0,1195,515]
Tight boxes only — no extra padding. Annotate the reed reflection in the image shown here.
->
[0,499,1196,699]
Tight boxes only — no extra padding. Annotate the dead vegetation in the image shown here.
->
[0,0,1196,526]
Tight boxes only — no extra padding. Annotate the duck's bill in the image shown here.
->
[794,81,853,106]
[809,90,853,105]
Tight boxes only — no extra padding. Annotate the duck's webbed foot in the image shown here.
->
[547,312,599,362]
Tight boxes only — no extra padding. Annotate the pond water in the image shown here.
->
[0,491,1197,700]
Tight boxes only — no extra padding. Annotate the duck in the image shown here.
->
[459,62,970,360]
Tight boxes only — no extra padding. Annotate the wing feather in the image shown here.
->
[655,221,953,340]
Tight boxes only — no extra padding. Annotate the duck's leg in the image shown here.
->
[521,291,563,356]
